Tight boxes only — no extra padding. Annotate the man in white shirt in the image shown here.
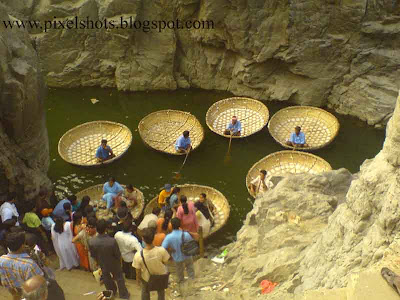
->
[0,192,19,227]
[138,207,160,234]
[249,170,274,197]
[115,221,143,279]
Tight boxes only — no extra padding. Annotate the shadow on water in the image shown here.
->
[46,87,386,249]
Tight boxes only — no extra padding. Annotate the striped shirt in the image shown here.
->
[0,253,43,289]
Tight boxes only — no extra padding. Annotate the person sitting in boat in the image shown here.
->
[248,170,274,197]
[286,126,308,148]
[158,184,172,210]
[122,184,137,209]
[194,193,216,227]
[224,116,241,136]
[96,139,115,162]
[175,130,192,153]
[102,177,124,212]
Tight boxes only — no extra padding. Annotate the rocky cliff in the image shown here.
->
[2,0,399,126]
[174,91,400,299]
[0,4,50,201]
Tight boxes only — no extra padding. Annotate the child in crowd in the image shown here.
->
[22,202,50,256]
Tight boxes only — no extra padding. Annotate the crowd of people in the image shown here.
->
[0,178,217,300]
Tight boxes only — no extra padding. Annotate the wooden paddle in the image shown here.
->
[173,147,191,180]
[224,131,233,164]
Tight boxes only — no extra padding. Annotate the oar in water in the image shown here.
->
[173,148,191,180]
[224,131,233,164]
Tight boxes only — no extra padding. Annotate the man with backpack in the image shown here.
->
[161,218,198,284]
[133,228,170,300]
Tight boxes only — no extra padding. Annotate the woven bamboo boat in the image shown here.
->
[206,97,270,138]
[58,121,132,166]
[246,151,332,197]
[268,106,340,150]
[143,184,230,239]
[138,110,204,155]
[75,184,144,220]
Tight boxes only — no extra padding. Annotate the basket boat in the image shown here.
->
[143,184,230,239]
[58,121,132,166]
[268,106,340,150]
[75,184,145,220]
[246,151,332,197]
[206,97,270,138]
[138,110,204,155]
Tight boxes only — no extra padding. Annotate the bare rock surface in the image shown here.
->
[1,0,399,125]
[0,4,50,201]
[179,168,354,299]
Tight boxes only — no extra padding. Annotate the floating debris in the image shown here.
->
[90,98,99,104]
[70,177,84,184]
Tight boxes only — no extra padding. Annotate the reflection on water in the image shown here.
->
[46,87,385,248]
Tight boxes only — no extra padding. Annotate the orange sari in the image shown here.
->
[73,223,89,270]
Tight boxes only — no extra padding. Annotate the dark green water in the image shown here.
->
[46,87,385,248]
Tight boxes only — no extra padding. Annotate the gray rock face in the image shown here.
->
[185,168,353,299]
[0,4,50,201]
[2,0,399,125]
[294,91,400,292]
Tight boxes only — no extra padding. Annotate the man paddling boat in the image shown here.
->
[224,116,241,136]
[249,170,274,197]
[175,131,192,153]
[286,126,308,148]
[96,139,115,162]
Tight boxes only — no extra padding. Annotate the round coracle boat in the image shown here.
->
[58,121,132,166]
[268,106,340,150]
[75,184,145,220]
[138,110,204,155]
[206,97,270,138]
[144,184,230,239]
[246,151,332,197]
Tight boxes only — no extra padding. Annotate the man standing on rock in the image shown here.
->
[162,218,198,285]
[89,219,130,300]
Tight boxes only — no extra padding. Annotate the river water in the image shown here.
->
[46,87,385,248]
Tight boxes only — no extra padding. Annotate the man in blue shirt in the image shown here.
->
[96,139,115,162]
[162,218,198,283]
[102,177,124,211]
[286,126,308,148]
[175,131,192,153]
[224,116,241,136]
[53,195,75,221]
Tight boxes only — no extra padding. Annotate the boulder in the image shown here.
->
[0,5,50,201]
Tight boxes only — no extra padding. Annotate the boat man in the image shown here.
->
[175,130,192,153]
[248,170,274,197]
[224,116,241,136]
[286,126,308,148]
[96,139,115,162]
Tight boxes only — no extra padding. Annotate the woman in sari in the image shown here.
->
[72,217,98,271]
[72,212,89,270]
